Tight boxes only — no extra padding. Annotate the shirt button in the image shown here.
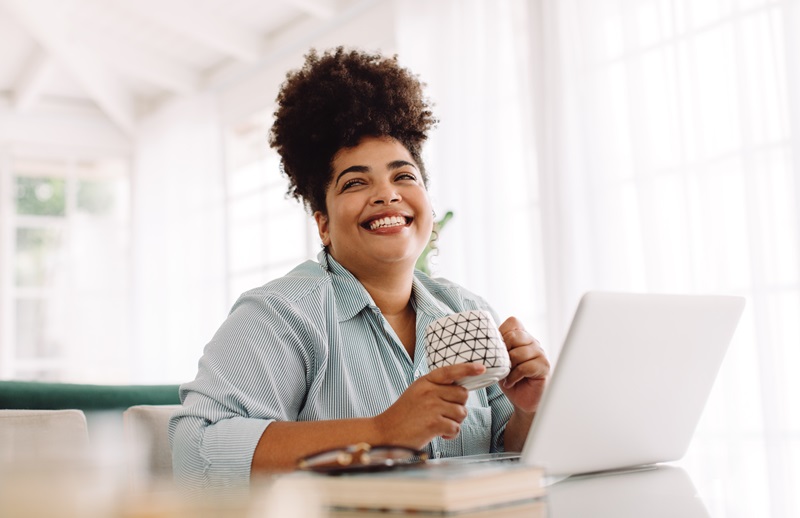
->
[434,451,442,459]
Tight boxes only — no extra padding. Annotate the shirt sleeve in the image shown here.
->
[487,382,515,452]
[169,290,318,490]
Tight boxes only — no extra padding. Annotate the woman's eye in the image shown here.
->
[396,172,417,181]
[341,179,365,191]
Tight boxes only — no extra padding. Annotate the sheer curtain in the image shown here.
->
[397,0,799,516]
[534,1,799,516]
[393,0,549,341]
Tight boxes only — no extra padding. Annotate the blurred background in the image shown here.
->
[0,0,798,513]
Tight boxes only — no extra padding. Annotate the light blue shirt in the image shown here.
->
[169,251,514,489]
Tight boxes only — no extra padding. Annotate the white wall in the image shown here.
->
[131,93,227,383]
[0,99,130,158]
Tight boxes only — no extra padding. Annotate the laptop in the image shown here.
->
[431,291,745,477]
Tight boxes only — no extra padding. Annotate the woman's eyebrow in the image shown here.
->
[334,165,369,186]
[388,160,418,170]
[334,160,418,186]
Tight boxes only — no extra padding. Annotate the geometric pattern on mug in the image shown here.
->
[425,310,511,370]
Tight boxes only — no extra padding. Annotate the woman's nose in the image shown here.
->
[371,183,401,204]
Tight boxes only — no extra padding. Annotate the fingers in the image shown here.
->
[501,318,538,352]
[404,389,470,443]
[414,365,483,440]
[499,316,550,388]
[438,402,468,428]
[378,365,479,446]
[434,401,470,440]
[499,316,526,338]
[507,342,546,366]
[413,382,470,407]
[426,362,485,385]
[504,347,550,387]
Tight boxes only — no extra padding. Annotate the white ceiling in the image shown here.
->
[0,0,376,135]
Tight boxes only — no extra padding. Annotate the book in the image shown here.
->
[329,499,547,518]
[296,462,546,514]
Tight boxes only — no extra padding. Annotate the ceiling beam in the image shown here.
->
[208,0,386,92]
[13,46,55,112]
[117,0,262,62]
[2,0,136,134]
[283,0,338,18]
[82,32,199,95]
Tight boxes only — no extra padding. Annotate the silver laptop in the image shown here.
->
[432,291,745,477]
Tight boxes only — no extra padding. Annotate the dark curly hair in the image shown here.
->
[269,47,438,214]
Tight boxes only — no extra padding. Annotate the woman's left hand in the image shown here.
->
[498,317,550,414]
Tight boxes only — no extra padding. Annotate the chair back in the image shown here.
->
[123,404,181,481]
[0,409,90,463]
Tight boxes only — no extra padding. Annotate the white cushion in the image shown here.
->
[0,409,89,463]
[123,404,181,480]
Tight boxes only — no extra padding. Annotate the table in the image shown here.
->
[2,440,796,517]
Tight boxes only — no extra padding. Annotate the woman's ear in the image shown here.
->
[313,211,331,247]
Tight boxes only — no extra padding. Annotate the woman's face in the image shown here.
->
[314,136,434,276]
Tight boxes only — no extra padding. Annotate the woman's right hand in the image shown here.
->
[374,362,486,449]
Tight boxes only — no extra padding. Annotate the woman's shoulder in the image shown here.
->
[413,270,493,312]
[236,259,331,307]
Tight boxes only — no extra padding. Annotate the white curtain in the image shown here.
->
[393,0,549,340]
[396,0,799,515]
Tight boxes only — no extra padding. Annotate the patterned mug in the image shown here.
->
[424,310,511,390]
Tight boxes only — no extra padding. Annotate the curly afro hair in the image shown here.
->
[269,47,438,214]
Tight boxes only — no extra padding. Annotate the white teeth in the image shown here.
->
[369,216,407,230]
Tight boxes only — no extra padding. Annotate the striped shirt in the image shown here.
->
[169,251,515,489]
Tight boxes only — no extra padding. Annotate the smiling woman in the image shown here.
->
[169,47,550,490]
[314,137,434,285]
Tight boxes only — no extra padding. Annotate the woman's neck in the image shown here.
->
[338,256,418,357]
[328,250,417,315]
[357,268,415,317]
[359,271,417,358]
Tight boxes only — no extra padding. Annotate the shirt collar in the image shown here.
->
[411,274,452,320]
[318,250,454,324]
[318,250,377,322]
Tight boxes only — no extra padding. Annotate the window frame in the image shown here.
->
[0,154,131,380]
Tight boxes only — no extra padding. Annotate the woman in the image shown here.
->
[169,47,549,489]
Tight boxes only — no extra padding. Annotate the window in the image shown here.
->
[224,111,317,305]
[0,157,130,381]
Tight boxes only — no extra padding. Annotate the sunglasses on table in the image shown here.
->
[297,442,429,475]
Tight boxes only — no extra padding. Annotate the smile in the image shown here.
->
[365,215,412,230]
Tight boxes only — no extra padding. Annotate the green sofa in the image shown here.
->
[1,381,182,481]
[0,380,181,412]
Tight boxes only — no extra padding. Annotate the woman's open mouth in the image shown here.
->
[362,215,413,231]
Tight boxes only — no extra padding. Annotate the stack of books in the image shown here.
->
[297,462,546,515]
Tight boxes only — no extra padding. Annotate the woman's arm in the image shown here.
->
[251,362,486,472]
[497,316,551,451]
[252,418,381,471]
[502,408,536,452]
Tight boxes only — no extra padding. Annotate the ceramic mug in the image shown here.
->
[424,310,511,390]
